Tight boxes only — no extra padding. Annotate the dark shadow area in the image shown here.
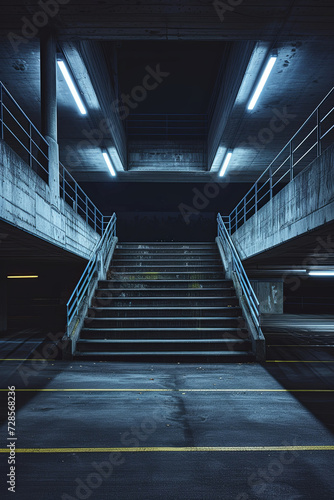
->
[262,314,334,436]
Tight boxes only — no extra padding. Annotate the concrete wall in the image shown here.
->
[232,144,334,260]
[251,280,284,314]
[0,140,100,259]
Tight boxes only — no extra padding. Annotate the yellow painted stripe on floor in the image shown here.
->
[0,359,49,361]
[0,446,334,453]
[0,388,333,393]
[266,360,334,363]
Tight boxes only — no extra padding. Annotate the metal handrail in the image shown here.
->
[59,162,105,235]
[228,87,334,234]
[0,81,49,179]
[66,213,116,336]
[217,213,261,333]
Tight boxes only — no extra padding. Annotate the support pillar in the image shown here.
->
[0,266,7,332]
[250,279,284,314]
[40,29,59,208]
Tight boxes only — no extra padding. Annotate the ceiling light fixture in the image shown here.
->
[103,151,116,177]
[7,275,39,279]
[57,59,87,115]
[219,150,233,177]
[248,55,278,111]
[308,270,334,277]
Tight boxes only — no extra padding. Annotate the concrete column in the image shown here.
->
[40,29,59,208]
[251,279,284,314]
[0,265,7,332]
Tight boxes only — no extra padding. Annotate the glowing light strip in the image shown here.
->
[219,151,233,177]
[103,152,116,177]
[248,56,277,110]
[57,60,87,115]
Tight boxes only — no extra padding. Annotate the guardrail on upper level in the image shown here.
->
[228,87,334,234]
[217,213,261,335]
[66,212,117,342]
[0,81,49,182]
[0,81,106,237]
[59,162,107,236]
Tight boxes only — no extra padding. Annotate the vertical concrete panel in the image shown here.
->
[251,280,284,314]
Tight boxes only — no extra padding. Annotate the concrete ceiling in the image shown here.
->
[0,1,333,184]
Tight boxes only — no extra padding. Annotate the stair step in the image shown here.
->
[85,318,245,328]
[74,351,255,361]
[110,265,223,272]
[114,250,220,256]
[91,297,239,306]
[76,338,251,353]
[88,307,242,318]
[99,280,229,289]
[112,258,221,263]
[80,327,248,340]
[95,288,235,297]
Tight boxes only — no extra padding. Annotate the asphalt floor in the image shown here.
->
[0,314,334,499]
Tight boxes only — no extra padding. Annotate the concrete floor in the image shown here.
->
[0,315,334,499]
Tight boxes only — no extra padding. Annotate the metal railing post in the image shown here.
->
[0,84,3,140]
[255,183,258,214]
[235,207,238,231]
[317,107,322,157]
[290,140,294,181]
[29,122,32,169]
[85,195,88,223]
[269,167,273,200]
[243,197,247,224]
[74,183,78,212]
[94,206,97,232]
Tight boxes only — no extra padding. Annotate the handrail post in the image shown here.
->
[235,207,238,231]
[86,195,89,223]
[255,183,258,214]
[317,107,322,157]
[94,206,97,232]
[0,84,3,140]
[243,197,246,224]
[269,166,273,200]
[290,140,294,181]
[74,182,77,212]
[29,122,32,169]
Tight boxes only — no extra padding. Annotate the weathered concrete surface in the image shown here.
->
[232,144,334,260]
[251,280,284,314]
[0,140,99,260]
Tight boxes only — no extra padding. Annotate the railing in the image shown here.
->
[228,87,334,234]
[126,113,208,140]
[217,213,261,334]
[0,81,49,182]
[66,213,116,336]
[59,162,106,235]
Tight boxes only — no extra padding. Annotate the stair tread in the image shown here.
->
[90,306,239,310]
[95,296,237,300]
[82,327,246,332]
[78,338,249,343]
[87,316,243,320]
[75,350,254,356]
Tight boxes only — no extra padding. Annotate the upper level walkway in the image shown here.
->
[0,82,105,260]
[225,88,334,261]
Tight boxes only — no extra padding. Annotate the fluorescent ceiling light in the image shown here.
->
[57,60,87,115]
[308,270,334,277]
[7,275,38,279]
[219,151,233,177]
[103,151,116,177]
[248,55,277,110]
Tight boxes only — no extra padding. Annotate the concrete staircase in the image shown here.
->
[75,242,254,361]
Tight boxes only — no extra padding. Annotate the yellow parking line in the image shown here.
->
[1,446,334,453]
[266,360,334,363]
